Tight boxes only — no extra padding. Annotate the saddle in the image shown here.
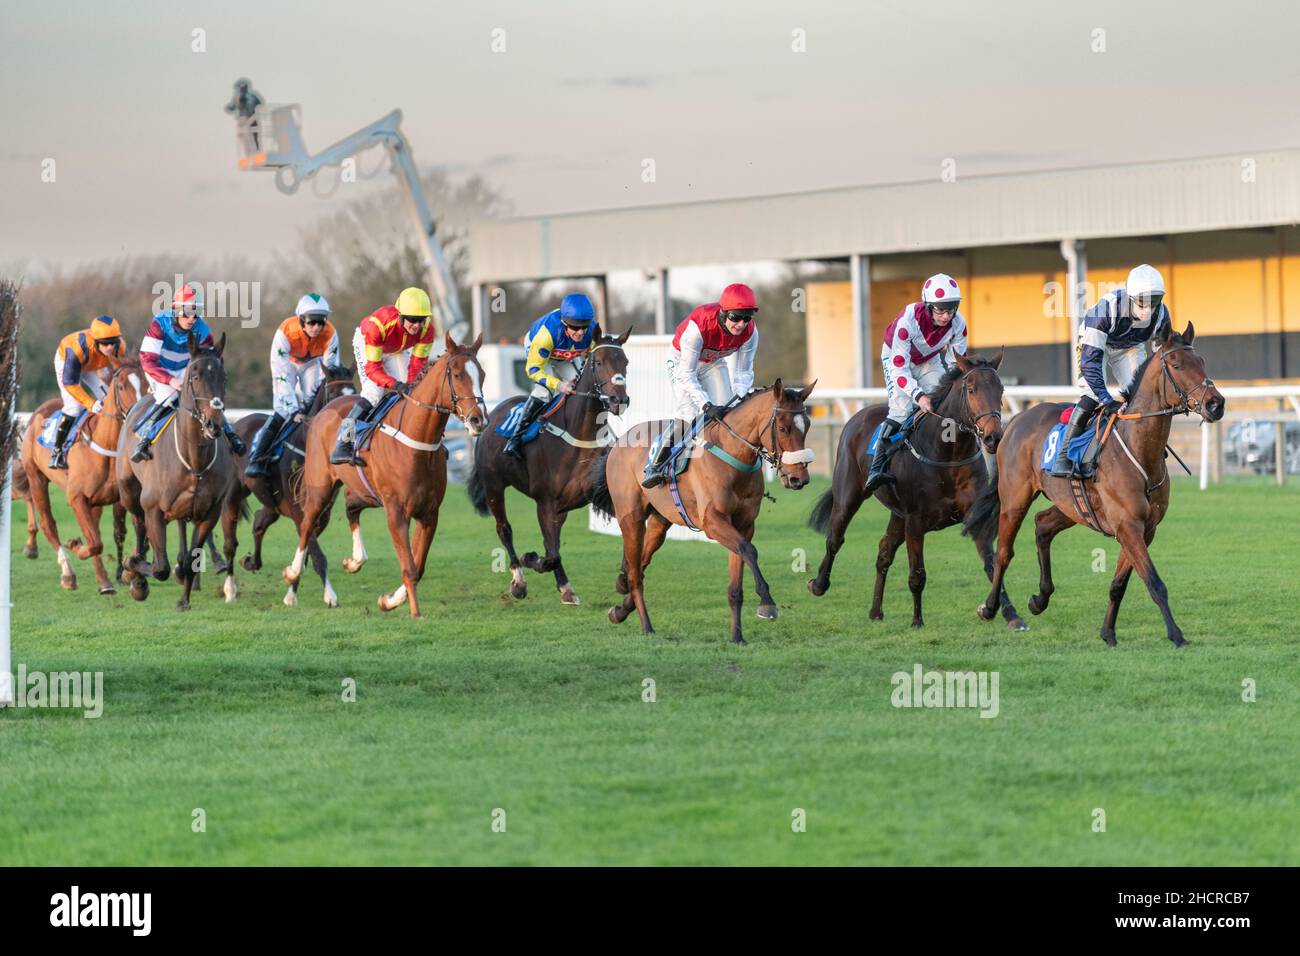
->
[865,410,919,458]
[1040,406,1109,479]
[353,391,403,452]
[643,408,733,481]
[133,401,178,445]
[36,409,89,451]
[493,394,565,445]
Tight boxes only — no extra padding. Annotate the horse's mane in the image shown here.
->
[1121,330,1183,398]
[305,364,352,410]
[928,355,999,405]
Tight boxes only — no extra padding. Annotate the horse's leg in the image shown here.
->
[241,506,276,571]
[178,518,216,611]
[610,507,652,632]
[26,467,75,590]
[206,529,228,575]
[175,519,193,590]
[23,498,39,559]
[485,485,526,599]
[978,481,1035,622]
[532,501,578,605]
[307,535,337,607]
[378,504,420,618]
[611,512,670,624]
[284,482,336,590]
[87,504,114,594]
[868,512,906,621]
[340,497,368,573]
[66,494,113,593]
[112,503,127,583]
[903,518,927,628]
[220,497,239,604]
[1114,519,1186,647]
[971,514,1030,632]
[144,507,171,581]
[725,551,747,645]
[808,486,865,597]
[1027,505,1074,617]
[1099,551,1134,647]
[700,507,778,623]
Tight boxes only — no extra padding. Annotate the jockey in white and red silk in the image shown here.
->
[130,282,246,462]
[865,273,969,493]
[642,283,760,488]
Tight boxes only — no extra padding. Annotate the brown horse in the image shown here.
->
[466,327,631,605]
[116,334,241,610]
[20,361,143,593]
[227,364,356,606]
[590,380,816,644]
[965,323,1224,647]
[806,352,1026,630]
[284,333,487,617]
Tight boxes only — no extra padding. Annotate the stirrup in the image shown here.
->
[641,471,666,489]
[49,452,68,470]
[130,439,153,463]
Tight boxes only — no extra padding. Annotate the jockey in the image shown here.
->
[48,315,125,469]
[244,293,340,479]
[330,287,436,465]
[641,283,759,488]
[504,293,597,459]
[131,283,247,462]
[1049,263,1171,477]
[865,273,969,493]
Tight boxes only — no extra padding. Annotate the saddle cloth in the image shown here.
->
[36,409,89,450]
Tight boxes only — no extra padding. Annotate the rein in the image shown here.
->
[546,340,628,448]
[903,365,1001,468]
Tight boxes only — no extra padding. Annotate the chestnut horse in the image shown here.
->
[116,334,241,610]
[806,352,1027,630]
[227,363,356,606]
[466,327,630,605]
[283,333,486,617]
[590,380,816,644]
[964,323,1224,647]
[20,360,143,593]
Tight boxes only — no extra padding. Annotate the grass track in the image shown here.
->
[3,474,1297,865]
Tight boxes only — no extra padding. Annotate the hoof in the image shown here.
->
[731,635,748,646]
[868,609,884,621]
[60,575,77,591]
[223,579,238,604]
[1170,635,1189,648]
[976,602,996,622]
[559,588,581,606]
[911,618,925,629]
[807,577,827,597]
[756,604,778,620]
[240,555,261,572]
[129,578,149,601]
[614,574,629,595]
[283,590,298,607]
[22,544,38,560]
[98,585,116,595]
[510,581,528,599]
[341,557,364,574]
[323,594,338,609]
[1100,628,1117,647]
[65,537,83,550]
[282,567,300,587]
[175,601,191,612]
[1007,617,1029,632]
[608,605,630,625]
[1028,594,1047,615]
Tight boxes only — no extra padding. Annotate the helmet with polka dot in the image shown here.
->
[921,273,961,305]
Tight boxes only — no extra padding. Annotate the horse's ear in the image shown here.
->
[954,351,971,372]
[771,377,783,398]
[797,379,817,402]
[445,330,457,353]
[469,332,483,354]
[990,348,1004,370]
[593,324,604,340]
[1182,321,1195,344]
[619,325,633,345]
[187,332,199,356]
[216,332,226,356]
[1160,322,1174,346]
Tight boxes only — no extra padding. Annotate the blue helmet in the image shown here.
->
[559,293,595,326]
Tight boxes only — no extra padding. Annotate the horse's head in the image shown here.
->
[763,377,817,490]
[106,358,144,421]
[185,331,228,439]
[588,326,631,417]
[948,351,1005,453]
[415,331,487,436]
[313,363,357,412]
[1148,322,1225,422]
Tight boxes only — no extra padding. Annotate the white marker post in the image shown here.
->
[0,455,12,707]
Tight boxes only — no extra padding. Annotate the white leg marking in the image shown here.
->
[511,567,526,589]
[223,575,238,603]
[283,587,298,607]
[323,576,339,608]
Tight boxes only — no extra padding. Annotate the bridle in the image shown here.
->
[708,390,812,481]
[181,355,226,441]
[1119,345,1216,422]
[400,350,487,426]
[946,364,1003,442]
[569,342,629,412]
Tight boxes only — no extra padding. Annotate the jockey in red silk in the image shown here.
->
[865,273,969,494]
[642,283,759,488]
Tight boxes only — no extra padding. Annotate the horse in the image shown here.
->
[964,322,1224,647]
[115,333,241,610]
[226,363,356,606]
[283,333,487,617]
[465,327,631,605]
[19,361,143,593]
[806,351,1027,630]
[590,380,816,644]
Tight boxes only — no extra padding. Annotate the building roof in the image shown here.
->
[468,149,1300,284]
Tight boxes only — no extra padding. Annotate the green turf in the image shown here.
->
[3,473,1297,865]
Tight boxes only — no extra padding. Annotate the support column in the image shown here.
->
[850,253,871,388]
[471,282,490,342]
[593,275,610,330]
[653,269,670,335]
[1060,239,1087,385]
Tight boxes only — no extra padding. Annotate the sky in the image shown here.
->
[2,0,1299,275]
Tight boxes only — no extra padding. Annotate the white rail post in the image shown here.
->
[1199,421,1210,491]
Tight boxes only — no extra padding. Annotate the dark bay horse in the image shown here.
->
[284,333,486,617]
[466,327,630,605]
[965,323,1224,646]
[19,361,143,593]
[227,364,356,606]
[806,352,1026,629]
[590,380,816,644]
[116,334,241,610]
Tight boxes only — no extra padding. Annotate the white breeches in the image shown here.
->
[667,355,733,421]
[1078,342,1149,403]
[528,359,582,399]
[53,356,107,416]
[881,348,948,423]
[273,357,326,417]
[353,327,411,405]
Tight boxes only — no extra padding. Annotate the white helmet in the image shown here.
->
[1126,264,1165,299]
[922,273,961,304]
[295,293,330,318]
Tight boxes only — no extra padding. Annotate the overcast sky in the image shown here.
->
[2,0,1298,275]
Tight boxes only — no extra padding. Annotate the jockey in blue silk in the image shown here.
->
[1049,263,1171,477]
[504,294,597,459]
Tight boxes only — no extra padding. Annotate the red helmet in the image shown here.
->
[719,283,757,312]
[172,282,204,315]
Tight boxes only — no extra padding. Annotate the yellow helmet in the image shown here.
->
[90,315,123,342]
[395,287,432,318]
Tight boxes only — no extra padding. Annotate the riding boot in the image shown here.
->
[243,413,284,479]
[864,419,902,494]
[222,419,248,457]
[1049,398,1095,478]
[130,402,170,463]
[641,421,682,489]
[504,395,548,460]
[329,402,370,466]
[48,412,77,469]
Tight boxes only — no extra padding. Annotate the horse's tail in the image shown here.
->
[588,447,614,519]
[807,486,835,534]
[962,455,1000,541]
[466,463,489,517]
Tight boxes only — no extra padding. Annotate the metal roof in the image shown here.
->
[468,149,1300,284]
